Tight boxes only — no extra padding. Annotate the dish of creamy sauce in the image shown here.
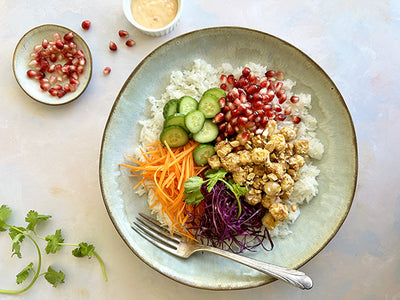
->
[131,0,178,29]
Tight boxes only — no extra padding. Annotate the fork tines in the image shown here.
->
[132,213,181,255]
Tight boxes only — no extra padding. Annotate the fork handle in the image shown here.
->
[198,246,313,289]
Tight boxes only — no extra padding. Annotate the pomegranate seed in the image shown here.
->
[260,79,269,88]
[265,70,275,78]
[260,116,269,125]
[214,112,225,123]
[292,116,301,124]
[245,121,256,130]
[239,132,250,144]
[53,84,62,90]
[242,67,251,77]
[49,75,57,85]
[49,53,57,62]
[218,122,227,132]
[64,32,74,41]
[81,20,91,30]
[275,113,286,121]
[231,109,240,118]
[236,77,248,88]
[284,106,292,115]
[35,72,45,80]
[57,90,66,98]
[78,57,86,66]
[42,39,49,49]
[220,74,227,84]
[267,111,275,119]
[225,111,232,122]
[233,98,241,107]
[40,82,51,91]
[48,88,58,96]
[253,101,263,110]
[238,116,248,126]
[69,78,80,86]
[27,70,37,78]
[273,104,282,112]
[64,84,72,93]
[231,88,240,99]
[48,64,55,74]
[55,40,64,50]
[109,41,117,51]
[220,83,227,91]
[290,96,300,103]
[227,123,235,135]
[231,117,238,126]
[275,81,283,93]
[103,67,111,75]
[76,50,85,57]
[278,94,287,104]
[126,39,136,47]
[218,97,226,108]
[77,65,85,74]
[253,93,263,102]
[119,30,129,38]
[237,103,247,113]
[276,71,284,81]
[227,74,235,85]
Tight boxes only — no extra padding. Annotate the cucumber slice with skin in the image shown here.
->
[198,94,221,118]
[160,125,189,148]
[164,113,188,132]
[203,87,226,100]
[193,144,216,166]
[192,120,219,143]
[178,96,198,115]
[185,110,205,134]
[163,99,179,119]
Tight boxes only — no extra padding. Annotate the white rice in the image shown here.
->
[136,59,324,238]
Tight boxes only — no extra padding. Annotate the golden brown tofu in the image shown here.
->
[251,148,270,165]
[208,155,221,169]
[215,140,233,158]
[293,140,309,155]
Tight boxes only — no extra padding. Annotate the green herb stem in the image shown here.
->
[0,229,42,295]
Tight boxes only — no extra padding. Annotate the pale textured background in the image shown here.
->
[1,0,399,299]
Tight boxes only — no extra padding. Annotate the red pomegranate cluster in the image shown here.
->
[27,32,87,98]
[214,67,302,142]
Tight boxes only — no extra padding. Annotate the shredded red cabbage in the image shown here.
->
[185,181,274,253]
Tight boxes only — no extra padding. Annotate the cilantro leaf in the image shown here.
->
[0,204,12,231]
[25,210,51,231]
[72,242,95,258]
[45,229,64,254]
[205,168,227,192]
[16,262,34,284]
[44,266,65,287]
[184,190,204,205]
[183,176,204,194]
[228,180,249,199]
[9,227,26,258]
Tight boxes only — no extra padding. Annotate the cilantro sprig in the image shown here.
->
[184,168,248,217]
[0,205,107,295]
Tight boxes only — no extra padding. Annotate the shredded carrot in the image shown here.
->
[120,140,208,239]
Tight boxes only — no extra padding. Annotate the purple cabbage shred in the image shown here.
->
[185,181,274,253]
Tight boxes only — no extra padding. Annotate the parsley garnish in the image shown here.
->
[0,204,107,295]
[184,168,248,217]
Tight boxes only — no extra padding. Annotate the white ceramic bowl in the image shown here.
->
[13,24,92,106]
[122,0,182,37]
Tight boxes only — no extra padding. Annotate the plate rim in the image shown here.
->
[12,23,93,106]
[99,26,358,290]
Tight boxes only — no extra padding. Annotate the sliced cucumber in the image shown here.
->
[192,120,219,143]
[163,99,179,119]
[193,144,216,166]
[164,113,188,132]
[203,87,226,100]
[185,110,205,134]
[178,96,198,115]
[198,94,221,118]
[160,125,189,148]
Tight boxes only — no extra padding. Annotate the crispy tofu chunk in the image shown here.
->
[220,152,240,172]
[251,148,270,165]
[288,154,305,171]
[262,212,279,231]
[281,173,295,193]
[237,150,252,165]
[232,167,248,186]
[293,140,309,155]
[244,188,262,206]
[263,181,281,197]
[215,140,233,158]
[208,155,221,169]
[279,126,297,142]
[269,202,289,222]
[269,134,286,152]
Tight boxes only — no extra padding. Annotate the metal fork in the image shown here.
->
[132,213,313,290]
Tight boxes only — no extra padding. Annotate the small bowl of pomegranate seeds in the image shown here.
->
[13,24,92,105]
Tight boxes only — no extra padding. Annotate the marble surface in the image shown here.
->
[0,0,399,299]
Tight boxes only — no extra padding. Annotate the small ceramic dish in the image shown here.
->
[122,0,182,37]
[13,24,92,106]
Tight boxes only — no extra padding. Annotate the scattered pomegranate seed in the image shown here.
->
[103,67,111,75]
[64,32,74,41]
[275,71,284,81]
[125,39,136,47]
[292,116,301,124]
[290,96,299,103]
[109,41,117,51]
[81,20,91,30]
[118,30,129,38]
